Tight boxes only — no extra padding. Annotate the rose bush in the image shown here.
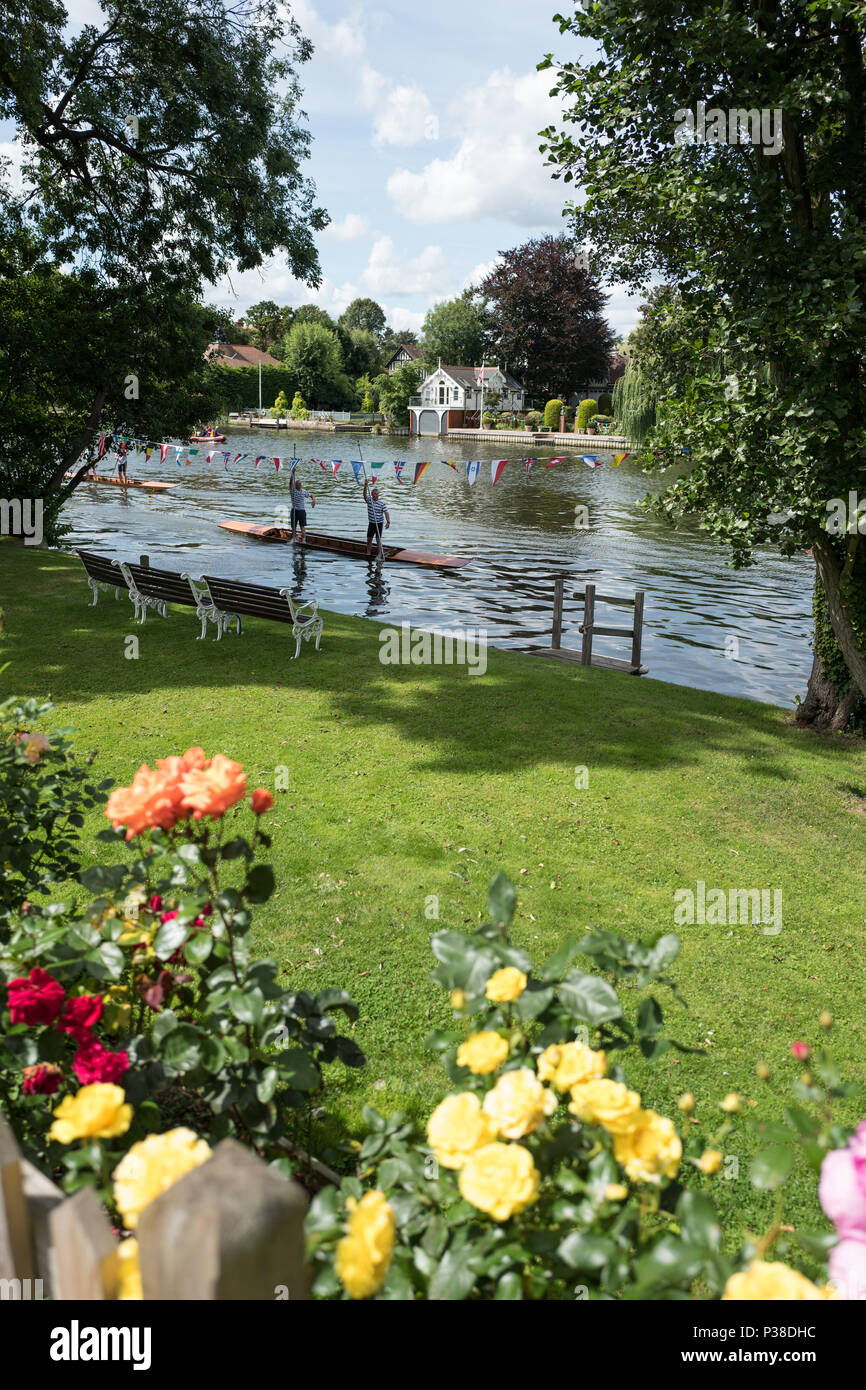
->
[0,722,364,1206]
[307,873,858,1301]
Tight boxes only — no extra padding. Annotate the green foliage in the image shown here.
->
[525,410,542,427]
[543,399,564,428]
[422,297,488,367]
[0,699,111,936]
[597,393,613,415]
[289,391,309,420]
[204,362,296,415]
[271,390,290,419]
[339,298,387,341]
[576,399,599,431]
[375,363,424,428]
[280,320,350,406]
[245,300,294,353]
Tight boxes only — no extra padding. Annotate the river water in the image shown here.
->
[60,426,813,707]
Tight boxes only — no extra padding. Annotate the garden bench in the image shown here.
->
[77,550,129,606]
[201,575,323,658]
[117,561,231,638]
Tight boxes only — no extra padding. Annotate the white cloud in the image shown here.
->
[289,1,366,58]
[462,257,502,291]
[321,212,369,240]
[385,306,426,333]
[605,282,643,339]
[361,235,451,298]
[360,64,436,147]
[0,140,29,198]
[206,260,359,318]
[386,67,564,226]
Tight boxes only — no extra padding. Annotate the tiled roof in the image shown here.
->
[206,343,283,368]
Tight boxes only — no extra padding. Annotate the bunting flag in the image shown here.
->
[97,433,107,458]
[581,456,601,468]
[394,461,405,482]
[254,455,265,468]
[145,447,152,462]
[177,448,183,466]
[524,458,536,473]
[369,462,384,481]
[545,456,566,469]
[289,457,300,474]
[414,460,431,485]
[119,441,127,457]
[160,443,169,463]
[223,452,231,471]
[206,452,213,465]
[442,459,458,470]
[332,460,342,476]
[233,453,244,465]
[313,458,328,470]
[274,457,281,472]
[187,449,199,457]
[491,459,507,486]
[466,460,481,486]
[350,461,365,484]
[611,452,630,467]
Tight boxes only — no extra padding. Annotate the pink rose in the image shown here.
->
[791,1041,811,1061]
[820,1123,866,1240]
[829,1237,866,1301]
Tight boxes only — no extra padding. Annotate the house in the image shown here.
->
[408,365,526,436]
[206,343,283,368]
[384,342,424,375]
[569,352,628,407]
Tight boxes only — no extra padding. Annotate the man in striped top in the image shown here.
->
[362,477,390,557]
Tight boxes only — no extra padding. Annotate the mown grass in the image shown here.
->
[1,540,865,1238]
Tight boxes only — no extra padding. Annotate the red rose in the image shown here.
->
[71,1037,129,1086]
[7,968,66,1026]
[21,1062,62,1095]
[160,909,179,924]
[251,787,274,815]
[59,994,104,1042]
[148,894,164,912]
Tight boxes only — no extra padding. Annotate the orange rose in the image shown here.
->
[14,732,51,764]
[179,754,247,819]
[251,787,274,814]
[105,765,184,839]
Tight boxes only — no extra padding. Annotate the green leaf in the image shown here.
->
[246,864,275,904]
[256,1066,278,1103]
[487,872,516,927]
[676,1191,722,1250]
[159,1025,202,1072]
[558,1232,616,1270]
[539,936,584,980]
[558,970,621,1024]
[229,987,263,1025]
[153,915,188,961]
[152,1009,178,1043]
[274,1048,320,1091]
[428,1241,480,1301]
[184,931,213,965]
[199,1035,226,1073]
[750,1145,795,1191]
[637,996,663,1038]
[494,1270,524,1300]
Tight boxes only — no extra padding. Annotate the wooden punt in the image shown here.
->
[190,433,226,443]
[66,473,177,492]
[218,519,471,569]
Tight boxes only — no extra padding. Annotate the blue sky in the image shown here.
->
[5,1,641,339]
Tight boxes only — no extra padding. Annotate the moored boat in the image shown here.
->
[218,519,470,569]
[190,432,226,443]
[66,472,177,492]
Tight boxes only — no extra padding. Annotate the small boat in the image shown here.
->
[190,432,226,443]
[66,472,177,492]
[218,520,470,569]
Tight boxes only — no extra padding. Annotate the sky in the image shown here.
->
[5,1,642,341]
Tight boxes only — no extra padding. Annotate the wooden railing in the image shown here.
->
[544,579,647,675]
[0,1114,308,1300]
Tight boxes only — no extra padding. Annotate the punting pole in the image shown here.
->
[355,436,385,564]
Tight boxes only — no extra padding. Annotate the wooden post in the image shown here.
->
[631,591,645,671]
[139,555,149,568]
[551,577,564,650]
[0,1113,32,1283]
[50,1188,119,1300]
[581,584,595,666]
[136,1138,309,1300]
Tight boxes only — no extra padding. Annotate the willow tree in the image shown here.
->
[542,0,866,730]
[0,0,327,540]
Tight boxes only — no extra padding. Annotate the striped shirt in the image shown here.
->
[291,488,311,511]
[365,494,388,524]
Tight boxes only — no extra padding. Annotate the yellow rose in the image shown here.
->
[116,1239,143,1301]
[722,1260,827,1301]
[612,1109,681,1183]
[677,1092,695,1113]
[537,1042,607,1091]
[482,1068,557,1139]
[335,1190,395,1299]
[459,1142,540,1221]
[720,1092,742,1113]
[450,989,467,1011]
[604,1183,628,1202]
[568,1079,642,1135]
[427,1093,496,1169]
[456,1031,509,1075]
[113,1127,212,1229]
[49,1084,133,1145]
[698,1149,723,1175]
[485,967,527,1003]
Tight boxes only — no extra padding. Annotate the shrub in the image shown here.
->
[525,410,542,428]
[576,398,599,431]
[597,392,614,415]
[271,389,290,419]
[0,726,363,1200]
[290,390,309,419]
[543,399,564,429]
[308,873,852,1301]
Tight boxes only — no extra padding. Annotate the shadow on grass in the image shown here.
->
[0,545,860,783]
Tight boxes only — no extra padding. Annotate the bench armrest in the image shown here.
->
[279,589,318,617]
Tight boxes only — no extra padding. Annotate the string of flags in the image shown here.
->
[88,432,633,483]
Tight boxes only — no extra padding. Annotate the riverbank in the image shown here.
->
[446,427,632,448]
[2,541,863,1233]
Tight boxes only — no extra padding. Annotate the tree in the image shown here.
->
[0,0,326,532]
[375,363,424,428]
[289,390,308,419]
[280,320,345,405]
[245,300,294,352]
[339,297,387,340]
[542,0,866,729]
[340,327,380,380]
[293,305,337,331]
[479,237,613,401]
[201,304,249,345]
[422,297,488,367]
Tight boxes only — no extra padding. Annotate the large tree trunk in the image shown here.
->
[46,384,109,502]
[796,649,860,732]
[796,548,866,733]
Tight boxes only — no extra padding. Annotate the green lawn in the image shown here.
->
[1,541,865,1237]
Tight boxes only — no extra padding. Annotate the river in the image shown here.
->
[60,426,813,708]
